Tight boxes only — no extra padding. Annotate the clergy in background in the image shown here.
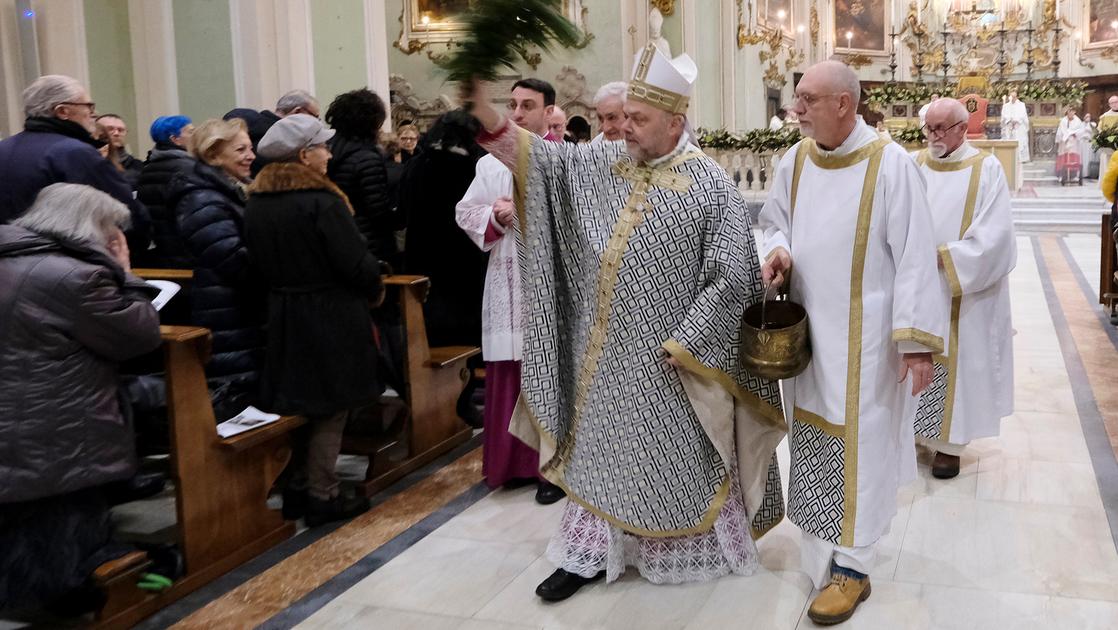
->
[759,60,946,625]
[911,98,1016,480]
[456,79,566,505]
[460,43,788,602]
[1099,95,1118,132]
[1001,90,1031,163]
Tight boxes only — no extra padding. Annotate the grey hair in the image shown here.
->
[22,74,86,118]
[275,89,318,114]
[13,183,130,247]
[593,81,628,107]
[927,98,969,125]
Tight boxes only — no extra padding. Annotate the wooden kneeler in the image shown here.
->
[94,326,304,629]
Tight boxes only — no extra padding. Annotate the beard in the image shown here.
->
[929,141,950,158]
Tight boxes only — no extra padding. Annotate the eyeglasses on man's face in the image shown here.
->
[921,121,966,137]
[792,92,842,108]
[59,102,96,114]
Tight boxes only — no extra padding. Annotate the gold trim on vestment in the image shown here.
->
[662,338,788,430]
[839,140,887,547]
[891,328,945,354]
[790,142,811,218]
[931,156,984,442]
[543,149,705,477]
[512,127,534,229]
[806,137,891,170]
[793,407,845,438]
[916,149,989,173]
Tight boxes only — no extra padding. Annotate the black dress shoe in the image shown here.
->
[535,482,567,505]
[535,568,605,601]
[304,494,370,527]
[931,452,961,479]
[282,488,308,520]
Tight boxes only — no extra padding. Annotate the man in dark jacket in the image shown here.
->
[137,115,195,268]
[0,75,150,255]
[0,183,161,610]
[94,113,144,188]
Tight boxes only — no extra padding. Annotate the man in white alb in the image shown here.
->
[1001,90,1030,163]
[911,98,1016,479]
[759,61,946,625]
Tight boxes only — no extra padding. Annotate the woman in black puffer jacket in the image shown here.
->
[167,118,264,385]
[325,89,400,269]
[137,115,195,268]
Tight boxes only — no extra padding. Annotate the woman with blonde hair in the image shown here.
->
[167,118,264,401]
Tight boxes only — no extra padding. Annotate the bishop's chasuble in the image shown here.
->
[759,120,946,577]
[913,143,1016,447]
[477,121,788,540]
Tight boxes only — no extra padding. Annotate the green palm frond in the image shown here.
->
[440,0,583,83]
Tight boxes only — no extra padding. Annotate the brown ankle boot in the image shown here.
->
[807,572,871,625]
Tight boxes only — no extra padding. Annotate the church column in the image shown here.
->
[29,0,88,85]
[229,0,315,110]
[363,0,391,128]
[720,0,737,129]
[621,0,651,76]
[0,0,29,135]
[127,0,178,155]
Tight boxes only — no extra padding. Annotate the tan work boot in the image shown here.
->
[807,571,871,625]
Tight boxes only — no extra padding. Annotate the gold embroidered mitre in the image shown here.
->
[627,43,697,115]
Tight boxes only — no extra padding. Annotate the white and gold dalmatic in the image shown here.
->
[759,119,946,586]
[913,143,1016,454]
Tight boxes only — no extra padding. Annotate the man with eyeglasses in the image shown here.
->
[759,60,946,625]
[0,74,149,254]
[911,98,1016,481]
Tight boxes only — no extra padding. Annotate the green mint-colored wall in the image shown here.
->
[311,0,368,109]
[660,8,683,56]
[84,0,137,146]
[694,5,724,128]
[382,0,625,113]
[173,0,236,124]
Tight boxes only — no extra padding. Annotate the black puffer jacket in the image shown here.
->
[0,224,161,504]
[327,135,400,267]
[167,161,264,380]
[137,143,195,268]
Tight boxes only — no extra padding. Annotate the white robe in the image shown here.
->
[1000,100,1030,163]
[913,142,1016,448]
[759,119,947,587]
[1056,116,1086,154]
[455,154,522,361]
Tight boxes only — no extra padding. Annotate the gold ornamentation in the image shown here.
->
[650,0,676,16]
[844,52,872,69]
[809,1,820,47]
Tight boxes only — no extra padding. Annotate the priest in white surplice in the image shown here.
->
[1001,90,1031,163]
[911,99,1016,479]
[759,61,947,626]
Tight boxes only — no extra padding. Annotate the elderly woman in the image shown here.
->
[246,114,383,526]
[167,118,263,402]
[138,115,195,268]
[0,183,161,611]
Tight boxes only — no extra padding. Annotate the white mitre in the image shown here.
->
[627,42,697,115]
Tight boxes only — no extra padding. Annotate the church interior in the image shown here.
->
[2,0,1118,628]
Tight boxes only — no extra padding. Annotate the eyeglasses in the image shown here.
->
[920,121,966,137]
[792,92,842,107]
[59,101,96,113]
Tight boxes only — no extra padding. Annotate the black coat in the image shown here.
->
[0,225,161,504]
[245,163,384,416]
[137,143,195,268]
[327,135,400,267]
[400,149,487,348]
[167,161,264,380]
[0,117,151,254]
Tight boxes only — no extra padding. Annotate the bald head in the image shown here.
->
[548,106,567,138]
[925,98,969,158]
[793,61,861,149]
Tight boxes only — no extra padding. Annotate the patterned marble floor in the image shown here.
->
[279,234,1118,630]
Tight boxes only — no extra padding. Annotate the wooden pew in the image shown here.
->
[94,326,304,629]
[343,275,480,496]
[1099,213,1118,321]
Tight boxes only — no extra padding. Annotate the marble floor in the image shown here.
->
[5,234,1117,630]
[278,235,1118,630]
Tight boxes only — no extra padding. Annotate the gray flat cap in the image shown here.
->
[257,113,335,161]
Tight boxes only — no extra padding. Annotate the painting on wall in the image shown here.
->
[759,0,794,34]
[1089,0,1118,44]
[834,0,886,52]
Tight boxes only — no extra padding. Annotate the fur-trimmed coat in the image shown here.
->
[245,162,385,416]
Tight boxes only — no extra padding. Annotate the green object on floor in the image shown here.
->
[137,572,173,592]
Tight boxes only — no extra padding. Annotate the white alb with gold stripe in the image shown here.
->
[758,120,948,559]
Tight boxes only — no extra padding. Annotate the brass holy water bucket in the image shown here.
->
[740,292,811,380]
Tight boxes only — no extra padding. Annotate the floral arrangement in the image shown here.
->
[1093,130,1118,151]
[892,125,926,145]
[864,83,951,112]
[987,80,1089,106]
[696,127,802,152]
